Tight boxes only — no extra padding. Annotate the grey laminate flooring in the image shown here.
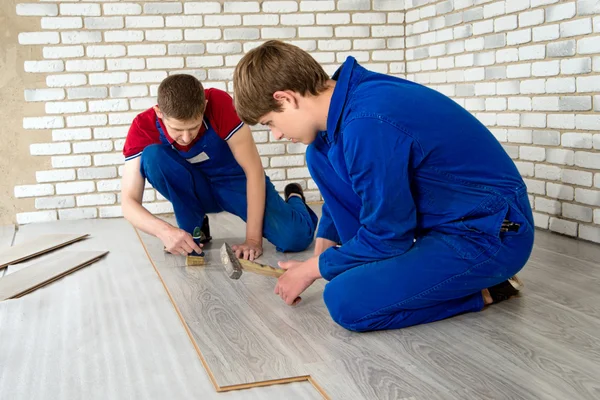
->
[0,219,320,399]
[0,225,15,278]
[137,209,600,400]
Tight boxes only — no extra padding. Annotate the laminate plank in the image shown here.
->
[0,218,322,399]
[0,225,15,278]
[0,233,89,270]
[0,250,108,301]
[533,229,600,264]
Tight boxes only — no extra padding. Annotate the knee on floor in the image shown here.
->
[275,228,314,253]
[323,282,370,332]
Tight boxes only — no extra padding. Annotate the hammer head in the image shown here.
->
[220,242,243,279]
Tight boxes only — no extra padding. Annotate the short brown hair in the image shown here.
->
[233,40,330,125]
[157,74,206,120]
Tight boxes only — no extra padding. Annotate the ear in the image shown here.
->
[273,90,299,109]
[153,105,164,119]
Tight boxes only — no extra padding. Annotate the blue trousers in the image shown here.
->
[140,144,318,252]
[307,142,535,332]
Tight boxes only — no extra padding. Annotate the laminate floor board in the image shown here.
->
[0,233,89,270]
[528,248,600,282]
[0,225,15,278]
[533,229,600,264]
[0,218,321,399]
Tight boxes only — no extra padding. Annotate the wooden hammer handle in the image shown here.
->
[238,258,285,278]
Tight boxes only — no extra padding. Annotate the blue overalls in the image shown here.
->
[139,117,318,252]
[308,57,535,332]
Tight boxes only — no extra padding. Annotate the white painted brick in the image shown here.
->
[524,178,546,195]
[314,13,346,25]
[313,51,336,63]
[560,57,592,75]
[533,25,559,43]
[578,0,600,15]
[507,64,531,78]
[84,17,123,30]
[130,71,168,83]
[520,146,545,161]
[168,43,204,56]
[143,202,174,215]
[337,51,369,63]
[497,113,520,127]
[77,167,117,180]
[65,60,104,73]
[262,1,298,12]
[19,32,59,45]
[494,15,517,32]
[45,101,86,114]
[547,3,576,23]
[88,99,128,113]
[473,20,493,36]
[144,3,182,14]
[66,114,107,128]
[146,57,184,70]
[14,184,54,198]
[94,153,125,166]
[519,44,545,61]
[549,217,578,236]
[579,225,600,244]
[184,2,220,14]
[265,169,286,181]
[184,28,221,41]
[596,209,600,224]
[519,9,544,28]
[43,45,84,60]
[187,56,223,68]
[223,1,259,13]
[486,98,507,111]
[546,40,576,58]
[532,96,559,111]
[318,39,352,51]
[59,208,98,221]
[336,26,372,37]
[577,76,600,93]
[563,203,593,222]
[547,77,576,93]
[104,31,144,42]
[166,16,204,28]
[560,96,592,112]
[508,129,533,143]
[521,113,547,128]
[207,68,233,80]
[270,155,305,167]
[515,161,534,176]
[301,1,335,11]
[41,17,82,30]
[87,72,127,86]
[373,0,404,11]
[60,4,101,16]
[87,45,126,58]
[287,143,308,154]
[243,14,279,25]
[55,181,95,195]
[454,25,472,40]
[533,130,560,146]
[532,0,560,6]
[104,3,142,16]
[129,98,156,110]
[507,29,532,46]
[97,179,121,192]
[536,197,562,215]
[278,13,313,25]
[577,37,600,54]
[46,74,87,88]
[436,29,454,43]
[16,211,57,225]
[106,58,145,71]
[595,133,600,149]
[17,3,58,16]
[67,88,108,101]
[99,206,123,218]
[24,60,64,74]
[576,114,600,131]
[126,16,163,29]
[351,12,386,24]
[532,60,560,77]
[497,81,519,95]
[76,193,116,207]
[35,196,75,210]
[575,188,600,206]
[560,18,592,38]
[466,98,485,111]
[108,112,138,125]
[574,151,600,170]
[36,169,76,183]
[24,88,64,102]
[51,155,91,168]
[496,48,518,63]
[521,79,546,94]
[547,182,574,200]
[372,25,404,37]
[546,148,575,165]
[205,15,241,27]
[372,50,404,61]
[508,97,532,111]
[52,128,91,142]
[23,116,64,130]
[206,42,242,54]
[532,212,549,229]
[561,169,592,187]
[145,29,182,42]
[222,28,259,41]
[337,0,370,11]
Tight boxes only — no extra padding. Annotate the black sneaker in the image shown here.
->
[488,275,523,304]
[284,183,306,203]
[200,215,212,243]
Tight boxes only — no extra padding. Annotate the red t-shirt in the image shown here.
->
[123,88,244,161]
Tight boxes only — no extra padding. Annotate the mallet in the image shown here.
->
[220,242,285,280]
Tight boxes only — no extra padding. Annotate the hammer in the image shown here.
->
[220,242,285,280]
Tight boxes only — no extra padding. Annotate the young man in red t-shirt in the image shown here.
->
[121,74,318,260]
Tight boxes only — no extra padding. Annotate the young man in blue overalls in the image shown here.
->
[233,40,535,331]
[121,74,318,260]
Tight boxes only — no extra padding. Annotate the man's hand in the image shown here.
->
[158,225,203,256]
[274,256,322,306]
[232,239,263,261]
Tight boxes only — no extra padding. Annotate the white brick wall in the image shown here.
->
[14,1,600,242]
[405,0,600,243]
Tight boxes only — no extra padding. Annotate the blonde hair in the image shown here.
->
[233,40,329,125]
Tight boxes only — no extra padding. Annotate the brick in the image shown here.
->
[563,203,593,222]
[532,212,549,229]
[24,88,65,102]
[18,32,59,45]
[23,116,64,130]
[547,77,576,93]
[51,155,91,168]
[372,50,404,61]
[184,28,221,41]
[519,10,544,28]
[130,71,168,83]
[165,16,204,28]
[64,60,105,75]
[14,184,54,198]
[187,55,223,68]
[145,29,182,42]
[497,113,520,127]
[486,98,507,111]
[549,217,578,236]
[104,3,142,15]
[336,26,371,37]
[168,43,204,56]
[562,169,593,186]
[547,182,574,200]
[143,202,174,215]
[532,0,560,6]
[108,112,138,125]
[105,30,145,42]
[533,130,560,146]
[243,14,279,25]
[45,101,86,114]
[596,209,600,224]
[99,206,123,218]
[126,16,163,29]
[521,113,546,128]
[184,2,220,14]
[372,25,404,37]
[24,60,64,74]
[574,151,600,169]
[66,114,107,128]
[301,1,335,11]
[560,19,592,38]
[546,148,575,165]
[77,193,116,207]
[507,64,531,78]
[575,188,600,206]
[548,114,576,130]
[41,17,82,30]
[520,146,545,161]
[496,48,518,63]
[144,3,182,14]
[420,4,437,18]
[16,211,57,225]
[494,15,517,32]
[97,179,121,192]
[578,0,600,15]
[55,181,95,195]
[146,57,184,70]
[205,15,241,27]
[580,225,600,244]
[536,197,562,214]
[532,60,560,77]
[94,153,125,166]
[337,0,370,11]
[560,96,592,112]
[508,129,533,143]
[222,28,259,40]
[296,26,332,38]
[130,97,156,110]
[35,196,75,210]
[352,12,386,24]
[46,73,87,88]
[88,72,127,86]
[560,57,592,76]
[577,36,600,54]
[84,17,124,30]
[67,87,108,100]
[520,44,546,61]
[317,12,350,25]
[577,76,600,93]
[533,96,559,111]
[533,25,559,43]
[317,39,351,51]
[106,58,145,71]
[524,178,546,195]
[43,45,84,59]
[546,40,576,59]
[59,208,98,221]
[576,114,600,130]
[507,29,532,46]
[497,81,519,95]
[521,78,546,94]
[60,4,101,16]
[454,25,473,40]
[224,1,259,13]
[595,133,600,149]
[77,167,117,180]
[36,169,76,183]
[515,161,534,177]
[547,3,576,23]
[87,45,126,58]
[207,68,234,80]
[89,99,129,113]
[17,3,58,16]
[535,162,561,181]
[508,97,531,111]
[313,52,335,63]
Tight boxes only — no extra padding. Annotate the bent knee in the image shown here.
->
[272,223,315,252]
[323,281,368,332]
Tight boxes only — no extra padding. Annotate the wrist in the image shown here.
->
[245,236,263,246]
[309,256,322,280]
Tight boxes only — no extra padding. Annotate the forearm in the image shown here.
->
[122,197,173,238]
[245,172,266,243]
[314,237,337,257]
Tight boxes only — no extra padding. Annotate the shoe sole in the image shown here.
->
[508,275,524,291]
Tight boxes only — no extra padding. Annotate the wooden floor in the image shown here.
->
[1,206,600,399]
